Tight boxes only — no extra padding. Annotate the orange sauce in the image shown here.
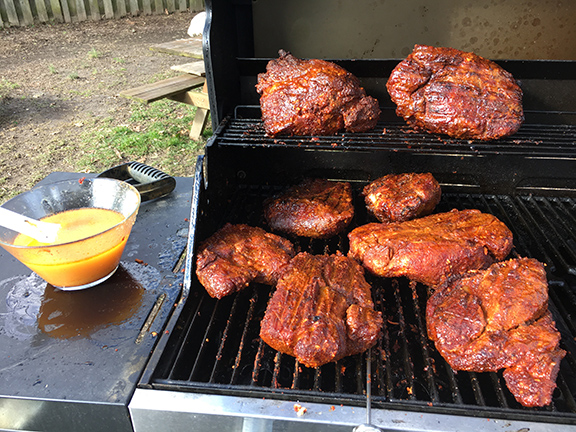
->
[13,208,129,288]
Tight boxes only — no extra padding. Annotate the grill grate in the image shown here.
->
[219,115,576,157]
[150,181,576,424]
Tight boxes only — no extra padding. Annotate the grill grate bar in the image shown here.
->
[164,294,207,380]
[468,372,487,406]
[444,363,464,405]
[313,368,322,392]
[250,338,267,386]
[291,358,301,390]
[188,298,223,382]
[210,290,242,383]
[374,285,393,400]
[392,279,417,401]
[229,290,259,384]
[334,360,343,394]
[409,281,440,403]
[272,351,282,389]
[489,372,510,408]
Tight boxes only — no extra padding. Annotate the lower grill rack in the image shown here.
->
[150,187,576,425]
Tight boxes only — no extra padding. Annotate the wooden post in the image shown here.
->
[19,0,35,25]
[75,0,87,21]
[35,0,49,22]
[5,0,20,26]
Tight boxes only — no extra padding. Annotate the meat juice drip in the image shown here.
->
[37,264,144,339]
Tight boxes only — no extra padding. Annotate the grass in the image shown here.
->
[0,74,211,203]
[76,99,210,177]
[0,79,20,98]
[88,48,102,59]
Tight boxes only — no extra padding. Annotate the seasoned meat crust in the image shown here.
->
[386,45,523,140]
[260,252,383,368]
[363,172,441,223]
[195,224,295,299]
[348,209,513,286]
[426,258,566,407]
[264,179,354,239]
[256,50,381,136]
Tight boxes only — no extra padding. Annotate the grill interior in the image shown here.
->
[145,117,576,425]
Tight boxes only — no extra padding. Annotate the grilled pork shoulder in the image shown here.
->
[363,172,441,223]
[195,223,295,299]
[260,252,383,368]
[256,50,381,136]
[348,209,513,286]
[264,179,354,239]
[386,45,523,140]
[426,258,565,407]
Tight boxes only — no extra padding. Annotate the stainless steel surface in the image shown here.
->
[129,389,575,432]
[253,0,576,60]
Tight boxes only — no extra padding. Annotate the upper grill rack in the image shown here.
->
[218,116,576,157]
[150,183,576,425]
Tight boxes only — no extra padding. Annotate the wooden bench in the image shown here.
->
[119,57,210,140]
[149,38,204,59]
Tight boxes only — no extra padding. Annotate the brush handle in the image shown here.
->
[0,207,60,243]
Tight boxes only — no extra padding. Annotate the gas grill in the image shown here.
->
[129,1,576,431]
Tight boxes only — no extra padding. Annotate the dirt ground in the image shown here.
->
[0,12,200,202]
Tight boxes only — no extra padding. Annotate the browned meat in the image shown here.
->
[260,252,383,368]
[348,209,513,286]
[426,258,565,407]
[256,50,381,136]
[363,172,441,223]
[386,45,523,140]
[264,179,354,239]
[195,223,295,299]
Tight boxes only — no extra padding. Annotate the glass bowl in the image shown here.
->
[0,177,141,290]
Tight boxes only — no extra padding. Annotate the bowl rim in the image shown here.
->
[0,177,141,249]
